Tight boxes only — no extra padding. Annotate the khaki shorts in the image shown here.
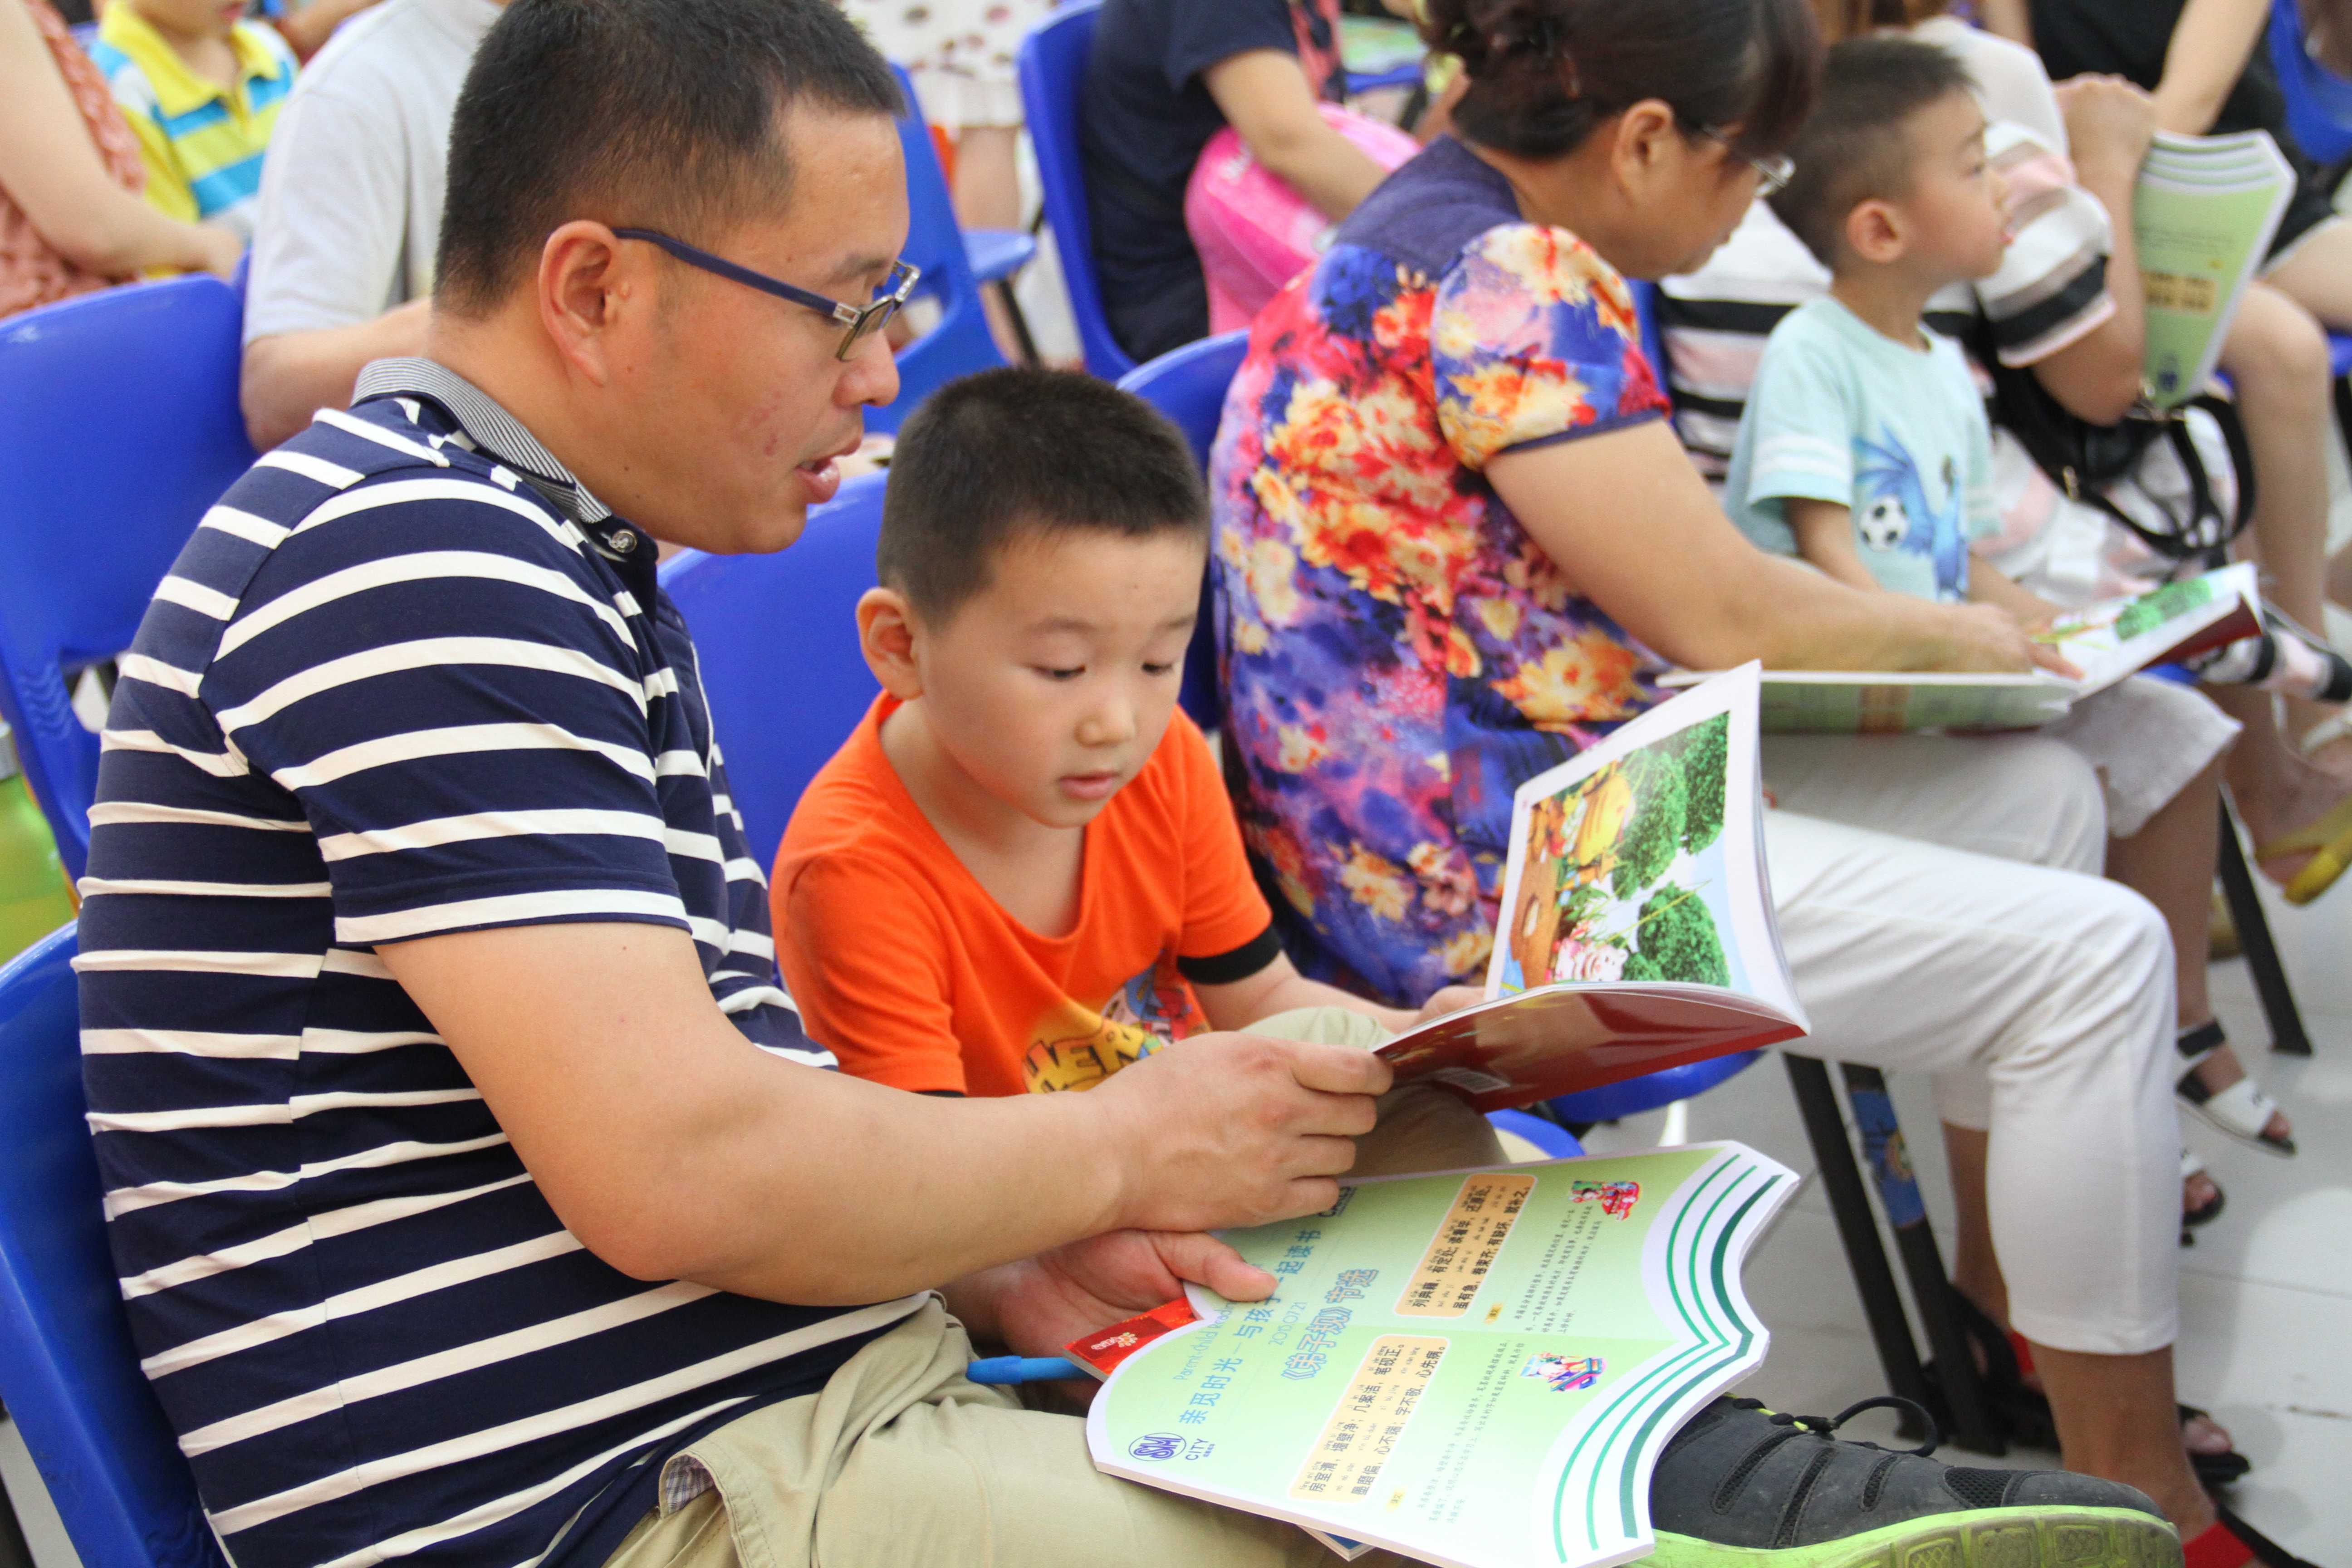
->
[603,1011,1496,1566]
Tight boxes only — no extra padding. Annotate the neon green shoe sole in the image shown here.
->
[1637,1506,2182,1568]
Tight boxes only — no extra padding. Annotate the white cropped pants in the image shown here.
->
[1761,731,2180,1356]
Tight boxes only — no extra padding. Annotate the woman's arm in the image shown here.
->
[2153,0,2272,134]
[0,0,240,280]
[1204,50,1390,222]
[2027,76,2158,425]
[1484,421,2037,674]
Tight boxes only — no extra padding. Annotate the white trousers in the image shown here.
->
[1760,732,2180,1356]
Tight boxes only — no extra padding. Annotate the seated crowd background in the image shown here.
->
[1,0,2349,1565]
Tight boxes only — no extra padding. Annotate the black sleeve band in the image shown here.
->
[918,1088,965,1098]
[1177,925,1285,986]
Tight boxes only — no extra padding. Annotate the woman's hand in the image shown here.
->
[2054,74,2157,181]
[194,224,245,282]
[1929,601,2043,674]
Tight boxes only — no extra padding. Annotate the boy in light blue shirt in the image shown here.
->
[1723,35,2051,620]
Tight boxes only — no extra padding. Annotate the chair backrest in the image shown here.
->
[1627,278,1669,388]
[0,925,226,1568]
[1018,2,1137,380]
[1116,333,1250,730]
[658,473,888,870]
[2269,0,2352,167]
[0,277,258,882]
[879,64,1006,436]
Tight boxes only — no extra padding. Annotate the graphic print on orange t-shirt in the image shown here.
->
[1021,951,1213,1093]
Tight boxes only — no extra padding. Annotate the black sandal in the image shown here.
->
[1923,1289,2253,1490]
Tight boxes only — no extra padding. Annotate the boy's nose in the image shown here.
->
[1079,699,1138,747]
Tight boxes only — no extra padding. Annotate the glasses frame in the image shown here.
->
[612,228,921,361]
[1697,127,1794,197]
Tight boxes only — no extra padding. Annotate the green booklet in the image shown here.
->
[1085,1144,1799,1566]
[2137,130,2294,408]
[1659,564,2261,734]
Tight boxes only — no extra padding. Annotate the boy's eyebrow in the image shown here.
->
[1024,611,1200,635]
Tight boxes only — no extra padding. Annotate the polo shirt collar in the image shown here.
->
[352,358,654,566]
[96,5,287,119]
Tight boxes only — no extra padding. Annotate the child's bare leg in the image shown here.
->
[2105,753,2288,1140]
[950,124,1031,363]
[2217,284,2344,744]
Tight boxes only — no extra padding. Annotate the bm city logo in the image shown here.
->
[1127,1432,1185,1462]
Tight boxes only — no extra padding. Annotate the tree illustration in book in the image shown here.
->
[1500,715,1736,996]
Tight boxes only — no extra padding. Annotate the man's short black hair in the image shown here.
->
[1768,36,1977,267]
[436,0,901,314]
[879,368,1209,623]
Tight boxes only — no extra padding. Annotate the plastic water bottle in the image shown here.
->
[0,723,76,964]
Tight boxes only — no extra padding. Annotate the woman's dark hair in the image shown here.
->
[1419,0,1822,164]
[436,0,902,315]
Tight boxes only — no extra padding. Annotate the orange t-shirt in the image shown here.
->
[772,695,1277,1096]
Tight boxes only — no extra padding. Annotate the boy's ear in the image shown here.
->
[856,586,925,700]
[1842,197,1906,266]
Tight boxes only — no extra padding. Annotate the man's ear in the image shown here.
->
[1844,198,1906,265]
[857,586,925,699]
[536,220,646,387]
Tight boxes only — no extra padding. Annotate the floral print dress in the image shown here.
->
[1210,135,1672,1005]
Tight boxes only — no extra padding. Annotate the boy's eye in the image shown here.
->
[1143,661,1177,677]
[1036,666,1085,681]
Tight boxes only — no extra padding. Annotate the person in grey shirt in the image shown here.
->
[237,0,500,450]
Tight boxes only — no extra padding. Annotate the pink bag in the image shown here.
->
[1184,103,1419,335]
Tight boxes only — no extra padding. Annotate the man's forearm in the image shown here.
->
[241,300,431,450]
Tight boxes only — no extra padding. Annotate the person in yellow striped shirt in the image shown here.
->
[89,0,295,241]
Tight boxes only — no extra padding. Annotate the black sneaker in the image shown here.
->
[1640,1396,2182,1566]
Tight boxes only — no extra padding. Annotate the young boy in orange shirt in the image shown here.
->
[773,368,1502,1174]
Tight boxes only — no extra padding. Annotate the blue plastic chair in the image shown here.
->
[0,924,228,1568]
[882,65,1007,435]
[1019,1,1138,380]
[2269,0,2352,167]
[0,276,258,882]
[658,473,888,869]
[1115,333,1251,731]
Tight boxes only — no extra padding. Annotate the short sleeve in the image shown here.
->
[1432,223,1669,470]
[243,78,409,339]
[1169,713,1276,964]
[1163,0,1299,92]
[201,480,690,948]
[1738,324,1857,515]
[774,854,967,1094]
[1972,121,2117,367]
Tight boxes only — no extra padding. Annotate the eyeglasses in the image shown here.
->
[1699,128,1795,197]
[612,228,921,361]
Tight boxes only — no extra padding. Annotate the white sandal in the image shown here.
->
[2176,1020,2296,1158]
[2301,711,2352,756]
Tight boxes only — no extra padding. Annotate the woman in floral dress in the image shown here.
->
[1211,0,2225,1541]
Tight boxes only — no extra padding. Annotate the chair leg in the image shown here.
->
[1837,1065,2006,1455]
[990,280,1042,367]
[1783,1055,1935,1438]
[2218,798,2312,1056]
[0,1475,32,1568]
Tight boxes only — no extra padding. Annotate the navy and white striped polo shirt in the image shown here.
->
[76,361,921,1568]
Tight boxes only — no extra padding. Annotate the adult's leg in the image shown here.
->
[948,122,1033,363]
[2259,229,2352,628]
[2215,284,2345,747]
[1758,741,2206,1532]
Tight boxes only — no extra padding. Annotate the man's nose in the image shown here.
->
[843,325,901,410]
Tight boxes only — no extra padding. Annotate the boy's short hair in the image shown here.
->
[1767,36,1977,267]
[878,368,1209,622]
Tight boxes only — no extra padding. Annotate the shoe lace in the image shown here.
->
[1729,1394,1941,1458]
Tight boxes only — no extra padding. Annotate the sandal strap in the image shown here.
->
[2180,1073,2281,1137]
[2177,1019,2228,1067]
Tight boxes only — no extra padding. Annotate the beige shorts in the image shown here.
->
[602,1012,1499,1566]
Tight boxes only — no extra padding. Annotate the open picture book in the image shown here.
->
[1367,665,1806,1112]
[1659,563,2262,734]
[1082,1145,1800,1567]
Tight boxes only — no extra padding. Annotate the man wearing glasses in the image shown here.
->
[73,1,2171,1565]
